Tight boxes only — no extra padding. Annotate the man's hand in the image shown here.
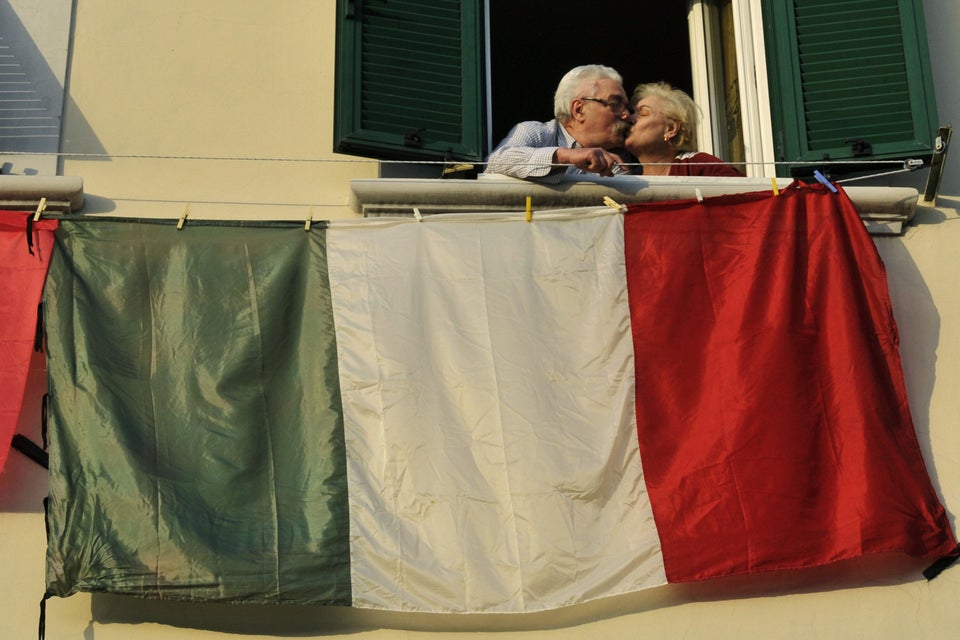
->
[555,147,625,176]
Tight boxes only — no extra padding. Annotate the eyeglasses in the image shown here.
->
[581,96,632,116]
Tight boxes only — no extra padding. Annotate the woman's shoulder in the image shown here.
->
[676,151,724,163]
[672,151,743,177]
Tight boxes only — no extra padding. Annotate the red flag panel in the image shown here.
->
[623,183,957,582]
[0,211,58,472]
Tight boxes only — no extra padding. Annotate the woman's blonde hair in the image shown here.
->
[631,82,700,152]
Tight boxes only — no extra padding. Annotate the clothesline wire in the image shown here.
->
[3,151,927,185]
[0,150,923,168]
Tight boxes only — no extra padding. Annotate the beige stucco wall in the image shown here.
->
[2,1,960,638]
[60,0,375,219]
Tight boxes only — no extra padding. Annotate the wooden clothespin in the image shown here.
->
[27,197,47,255]
[413,207,423,222]
[305,206,313,231]
[442,163,475,176]
[33,197,47,222]
[177,204,191,230]
[603,196,627,213]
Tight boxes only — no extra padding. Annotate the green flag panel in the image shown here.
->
[43,220,351,605]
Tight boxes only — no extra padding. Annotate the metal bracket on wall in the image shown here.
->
[922,125,952,205]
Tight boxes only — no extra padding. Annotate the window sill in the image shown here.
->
[0,175,85,213]
[350,175,919,235]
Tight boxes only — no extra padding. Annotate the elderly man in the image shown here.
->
[485,65,634,180]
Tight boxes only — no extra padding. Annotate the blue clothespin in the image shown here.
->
[813,170,838,193]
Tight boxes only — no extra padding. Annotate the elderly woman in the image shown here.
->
[624,82,743,176]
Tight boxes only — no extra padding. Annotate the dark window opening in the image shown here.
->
[488,2,693,148]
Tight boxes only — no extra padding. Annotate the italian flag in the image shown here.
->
[40,184,956,612]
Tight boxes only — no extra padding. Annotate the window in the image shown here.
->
[334,0,693,168]
[334,0,938,180]
[0,0,73,176]
[688,0,748,172]
[486,3,692,153]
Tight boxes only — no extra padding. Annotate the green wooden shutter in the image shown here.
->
[762,0,938,174]
[334,0,484,161]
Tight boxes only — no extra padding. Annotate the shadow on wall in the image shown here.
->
[0,0,106,174]
[876,203,952,508]
[86,552,937,635]
[60,93,110,166]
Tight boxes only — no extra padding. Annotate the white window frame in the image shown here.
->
[688,0,776,178]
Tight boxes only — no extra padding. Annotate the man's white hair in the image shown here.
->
[554,64,623,122]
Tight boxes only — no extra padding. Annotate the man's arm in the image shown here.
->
[555,147,626,177]
[485,121,566,179]
[486,121,626,179]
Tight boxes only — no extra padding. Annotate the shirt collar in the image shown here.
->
[558,123,579,149]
